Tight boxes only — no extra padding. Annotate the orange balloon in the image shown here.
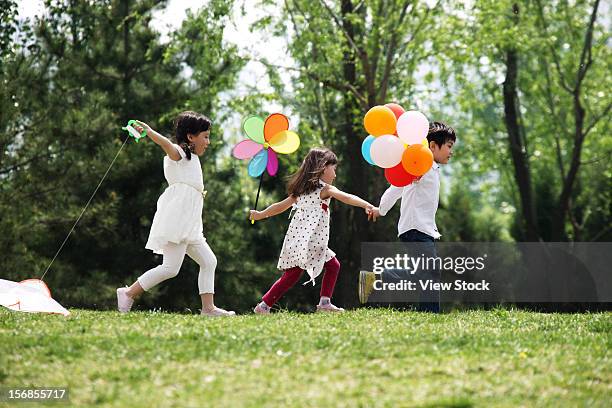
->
[363,106,396,136]
[401,144,433,176]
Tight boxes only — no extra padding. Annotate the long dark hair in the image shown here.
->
[287,148,338,197]
[174,111,212,160]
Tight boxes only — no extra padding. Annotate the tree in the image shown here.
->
[0,0,246,311]
[435,0,610,242]
[253,0,443,306]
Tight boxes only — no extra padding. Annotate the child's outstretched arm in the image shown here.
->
[250,195,297,221]
[321,185,374,215]
[369,185,404,222]
[133,120,182,161]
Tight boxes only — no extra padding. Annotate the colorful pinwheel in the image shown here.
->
[232,113,300,177]
[232,113,301,223]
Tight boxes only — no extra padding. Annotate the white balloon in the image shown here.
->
[397,111,429,145]
[370,135,404,168]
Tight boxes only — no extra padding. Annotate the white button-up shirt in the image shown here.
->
[378,163,441,239]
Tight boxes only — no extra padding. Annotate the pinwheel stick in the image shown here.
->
[251,173,264,224]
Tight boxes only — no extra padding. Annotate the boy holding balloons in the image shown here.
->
[361,118,456,313]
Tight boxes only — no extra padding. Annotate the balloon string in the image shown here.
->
[251,173,264,224]
[40,136,130,281]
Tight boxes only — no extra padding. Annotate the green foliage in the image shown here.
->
[249,0,448,307]
[0,0,248,311]
[438,181,513,242]
[1,0,609,314]
[0,0,18,61]
[433,0,610,241]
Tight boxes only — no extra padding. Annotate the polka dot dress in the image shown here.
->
[277,181,336,284]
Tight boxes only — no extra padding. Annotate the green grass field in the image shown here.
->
[1,308,610,407]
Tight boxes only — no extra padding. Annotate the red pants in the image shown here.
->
[262,257,341,306]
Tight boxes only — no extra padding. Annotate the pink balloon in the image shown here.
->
[370,134,404,168]
[267,148,278,176]
[232,139,263,159]
[397,111,429,145]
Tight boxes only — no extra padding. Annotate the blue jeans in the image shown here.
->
[381,229,441,313]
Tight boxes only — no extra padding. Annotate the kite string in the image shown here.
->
[40,136,130,281]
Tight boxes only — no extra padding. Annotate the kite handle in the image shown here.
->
[122,119,148,143]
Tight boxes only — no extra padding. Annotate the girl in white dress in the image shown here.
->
[250,148,374,314]
[116,111,234,316]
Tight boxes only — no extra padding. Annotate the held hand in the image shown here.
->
[134,120,153,136]
[368,207,381,222]
[249,210,263,221]
[365,204,374,218]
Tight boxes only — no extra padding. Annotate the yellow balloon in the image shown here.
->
[269,130,300,154]
[421,138,429,147]
[364,106,397,136]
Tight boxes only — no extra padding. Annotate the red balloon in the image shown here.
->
[385,103,405,136]
[384,103,405,120]
[385,163,420,187]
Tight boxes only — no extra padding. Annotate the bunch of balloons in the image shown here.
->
[361,103,432,186]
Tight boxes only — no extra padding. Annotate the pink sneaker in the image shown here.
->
[253,302,271,314]
[316,303,345,313]
[116,287,134,313]
[201,307,236,317]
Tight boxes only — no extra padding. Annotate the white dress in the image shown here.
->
[145,144,206,255]
[277,181,336,284]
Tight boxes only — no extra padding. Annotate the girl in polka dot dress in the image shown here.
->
[249,148,374,314]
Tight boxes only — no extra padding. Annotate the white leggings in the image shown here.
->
[137,239,216,294]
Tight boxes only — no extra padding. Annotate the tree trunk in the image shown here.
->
[122,0,131,117]
[332,0,368,307]
[550,0,600,241]
[502,4,540,241]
